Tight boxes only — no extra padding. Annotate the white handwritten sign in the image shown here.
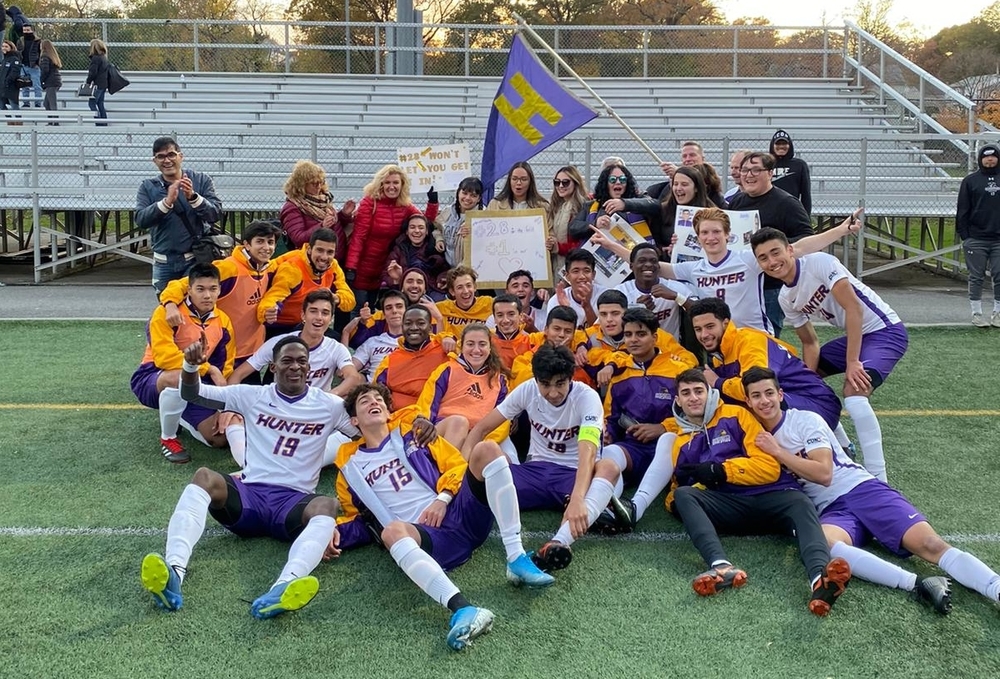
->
[397,143,472,191]
[465,209,552,288]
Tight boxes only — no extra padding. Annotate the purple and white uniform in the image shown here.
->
[769,408,924,556]
[245,333,353,391]
[615,278,693,340]
[352,332,401,382]
[780,252,908,380]
[673,250,773,334]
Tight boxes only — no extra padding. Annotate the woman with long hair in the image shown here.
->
[658,165,717,249]
[0,40,21,114]
[280,160,355,253]
[438,176,483,267]
[85,38,109,124]
[569,163,656,248]
[38,39,61,122]
[487,161,549,211]
[546,165,589,275]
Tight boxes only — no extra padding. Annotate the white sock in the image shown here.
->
[601,444,628,497]
[551,477,615,547]
[482,456,524,563]
[832,422,852,449]
[994,300,1000,314]
[831,541,916,590]
[499,437,520,465]
[158,387,186,440]
[939,547,1000,601]
[226,424,246,467]
[844,395,887,482]
[178,418,210,445]
[632,433,676,520]
[322,431,351,467]
[165,484,211,581]
[388,536,460,609]
[273,515,335,588]
[971,299,983,314]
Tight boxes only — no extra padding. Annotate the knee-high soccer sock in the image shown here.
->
[601,445,628,497]
[632,433,676,521]
[273,515,336,588]
[165,484,211,581]
[938,547,1000,601]
[389,537,460,609]
[831,541,916,591]
[832,422,852,449]
[551,477,615,547]
[844,396,887,482]
[481,456,524,563]
[158,387,186,440]
[226,424,246,467]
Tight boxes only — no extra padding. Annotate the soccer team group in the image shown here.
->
[130,164,1000,653]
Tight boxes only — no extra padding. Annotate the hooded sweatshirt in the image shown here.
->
[769,129,812,214]
[956,144,1000,241]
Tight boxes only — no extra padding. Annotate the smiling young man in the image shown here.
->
[511,305,593,388]
[436,266,493,338]
[349,290,407,382]
[615,242,695,341]
[502,269,549,332]
[374,305,450,409]
[488,293,533,370]
[333,383,553,651]
[750,227,906,482]
[743,367,1000,615]
[547,249,607,329]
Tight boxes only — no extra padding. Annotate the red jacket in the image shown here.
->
[279,200,353,257]
[346,196,438,290]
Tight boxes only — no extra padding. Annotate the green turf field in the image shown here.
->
[1,321,999,678]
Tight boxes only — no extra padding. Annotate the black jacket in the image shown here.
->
[39,54,60,88]
[86,53,109,89]
[956,144,1000,241]
[728,185,814,289]
[20,32,38,67]
[769,130,812,214]
[1,50,21,91]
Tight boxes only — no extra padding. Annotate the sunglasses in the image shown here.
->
[607,176,629,185]
[154,151,180,161]
[553,179,573,188]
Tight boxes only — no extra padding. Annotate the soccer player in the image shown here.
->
[488,293,533,369]
[129,262,236,464]
[665,368,851,616]
[502,269,549,332]
[348,290,406,381]
[139,336,357,619]
[615,242,694,340]
[334,383,553,651]
[463,344,621,573]
[547,249,607,328]
[228,289,363,398]
[743,367,1000,614]
[374,305,449,409]
[751,227,907,482]
[436,266,493,338]
[511,305,592,388]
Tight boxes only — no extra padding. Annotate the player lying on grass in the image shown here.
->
[463,344,621,573]
[665,367,851,616]
[140,335,359,620]
[331,383,553,651]
[743,366,1000,614]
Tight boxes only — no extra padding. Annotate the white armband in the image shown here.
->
[674,291,687,306]
[436,492,454,505]
[182,360,200,373]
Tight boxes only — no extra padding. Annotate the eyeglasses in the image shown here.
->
[739,167,764,176]
[510,176,530,183]
[553,179,573,188]
[607,176,629,185]
[154,151,180,161]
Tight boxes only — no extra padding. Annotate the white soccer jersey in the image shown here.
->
[546,283,609,328]
[769,408,871,512]
[199,383,358,494]
[353,332,401,382]
[615,278,692,339]
[673,250,773,333]
[496,380,604,468]
[780,252,901,334]
[352,434,436,524]
[246,333,352,391]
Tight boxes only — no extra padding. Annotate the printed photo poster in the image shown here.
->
[571,213,650,288]
[671,207,761,264]
[465,209,553,288]
[396,143,472,191]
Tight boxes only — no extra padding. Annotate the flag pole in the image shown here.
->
[512,12,664,166]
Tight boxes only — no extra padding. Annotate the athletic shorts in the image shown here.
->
[819,478,925,557]
[510,460,578,511]
[818,323,909,385]
[417,472,493,571]
[210,476,319,542]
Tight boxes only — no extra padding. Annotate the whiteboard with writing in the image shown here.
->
[465,209,553,288]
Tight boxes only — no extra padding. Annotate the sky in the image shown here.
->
[714,0,994,37]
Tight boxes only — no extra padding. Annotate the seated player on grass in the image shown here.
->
[139,336,358,620]
[130,262,237,464]
[332,383,553,651]
[488,293,533,370]
[374,305,449,409]
[463,344,621,574]
[744,366,1000,615]
[665,367,852,616]
[348,290,406,382]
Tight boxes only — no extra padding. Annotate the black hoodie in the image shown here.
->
[769,129,812,214]
[956,144,1000,241]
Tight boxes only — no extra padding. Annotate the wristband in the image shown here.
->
[436,492,454,505]
[674,291,687,306]
[182,360,200,373]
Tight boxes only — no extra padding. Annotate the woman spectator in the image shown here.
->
[280,160,355,254]
[486,161,549,211]
[0,40,20,113]
[546,165,589,275]
[658,165,718,249]
[381,213,448,294]
[85,38,109,124]
[569,163,655,246]
[38,39,61,124]
[345,164,439,310]
[438,176,482,267]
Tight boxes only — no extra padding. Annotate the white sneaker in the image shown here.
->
[993,312,1000,328]
[972,312,990,328]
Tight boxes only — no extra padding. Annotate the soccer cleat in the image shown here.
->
[591,497,638,536]
[692,564,748,596]
[972,312,990,328]
[506,553,556,588]
[529,541,573,573]
[250,576,320,620]
[993,312,1000,328]
[914,575,952,615]
[446,606,494,651]
[160,437,190,464]
[141,553,183,612]
[809,557,852,616]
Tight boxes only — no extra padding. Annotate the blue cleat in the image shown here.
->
[446,606,494,651]
[506,553,555,587]
[250,576,320,620]
[141,553,183,612]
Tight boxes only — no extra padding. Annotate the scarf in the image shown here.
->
[289,192,332,223]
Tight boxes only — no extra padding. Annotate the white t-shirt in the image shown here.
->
[768,408,871,512]
[352,433,436,523]
[546,283,609,328]
[615,278,692,339]
[353,332,402,382]
[673,249,773,334]
[780,253,901,333]
[496,380,604,468]
[246,333,352,392]
[199,383,358,494]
